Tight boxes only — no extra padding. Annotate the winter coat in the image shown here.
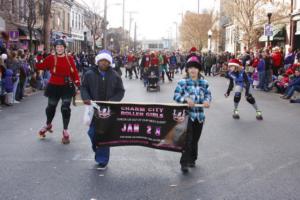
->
[6,58,21,76]
[272,52,283,68]
[257,59,265,72]
[80,66,125,102]
[289,75,300,87]
[284,53,295,65]
[4,69,14,93]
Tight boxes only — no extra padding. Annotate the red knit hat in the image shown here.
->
[228,59,241,67]
[190,47,197,52]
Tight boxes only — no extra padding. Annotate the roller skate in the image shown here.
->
[61,130,70,144]
[38,124,53,139]
[256,110,263,120]
[232,109,240,119]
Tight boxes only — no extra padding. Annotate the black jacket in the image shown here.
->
[80,66,125,102]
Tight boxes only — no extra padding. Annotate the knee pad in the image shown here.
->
[234,92,241,103]
[246,94,256,104]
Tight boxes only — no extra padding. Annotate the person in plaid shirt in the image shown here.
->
[173,56,211,173]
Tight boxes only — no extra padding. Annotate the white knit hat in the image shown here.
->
[1,53,7,61]
[95,52,112,64]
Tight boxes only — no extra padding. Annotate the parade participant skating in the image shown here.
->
[36,39,80,144]
[225,59,263,120]
[173,56,211,173]
[80,50,125,170]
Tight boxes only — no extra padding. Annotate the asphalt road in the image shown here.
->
[0,73,300,200]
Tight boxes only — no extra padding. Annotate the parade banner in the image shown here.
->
[92,102,191,152]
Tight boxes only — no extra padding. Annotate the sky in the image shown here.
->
[77,0,213,40]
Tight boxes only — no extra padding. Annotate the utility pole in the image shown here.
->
[103,0,108,49]
[128,11,138,51]
[129,12,133,51]
[198,0,200,14]
[122,0,125,54]
[134,22,137,52]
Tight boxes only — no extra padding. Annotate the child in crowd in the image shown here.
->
[274,74,290,94]
[281,67,300,100]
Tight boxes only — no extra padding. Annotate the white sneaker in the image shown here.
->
[13,100,20,104]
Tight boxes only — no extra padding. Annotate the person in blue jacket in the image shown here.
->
[225,59,263,120]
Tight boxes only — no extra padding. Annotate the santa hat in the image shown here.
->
[228,59,241,67]
[186,56,201,70]
[95,50,113,64]
[190,47,197,53]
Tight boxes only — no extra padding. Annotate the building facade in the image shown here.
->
[291,0,300,50]
[141,39,173,51]
[69,1,86,53]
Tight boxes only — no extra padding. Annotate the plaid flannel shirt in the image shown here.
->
[173,78,212,122]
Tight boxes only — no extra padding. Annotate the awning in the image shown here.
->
[259,25,285,42]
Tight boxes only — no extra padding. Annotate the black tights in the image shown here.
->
[46,96,72,129]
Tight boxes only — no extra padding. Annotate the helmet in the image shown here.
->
[54,39,66,48]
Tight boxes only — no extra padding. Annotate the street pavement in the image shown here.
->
[0,72,300,200]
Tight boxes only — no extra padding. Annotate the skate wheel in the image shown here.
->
[61,138,70,144]
[233,115,240,119]
[256,116,263,120]
[39,133,46,139]
[48,129,53,133]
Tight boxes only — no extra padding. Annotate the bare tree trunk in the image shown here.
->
[25,0,36,53]
[43,0,52,53]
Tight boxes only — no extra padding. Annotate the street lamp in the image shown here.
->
[110,37,114,50]
[266,1,274,48]
[208,29,212,51]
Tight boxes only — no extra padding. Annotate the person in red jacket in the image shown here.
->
[35,39,80,144]
[271,47,283,76]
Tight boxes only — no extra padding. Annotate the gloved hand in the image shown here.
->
[83,100,91,105]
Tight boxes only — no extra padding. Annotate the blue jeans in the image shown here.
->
[87,124,110,165]
[263,70,272,91]
[286,85,300,98]
[13,76,20,102]
[257,71,265,89]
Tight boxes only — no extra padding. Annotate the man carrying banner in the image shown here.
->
[173,56,211,173]
[80,50,125,170]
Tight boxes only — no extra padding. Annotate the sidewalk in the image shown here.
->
[0,87,40,112]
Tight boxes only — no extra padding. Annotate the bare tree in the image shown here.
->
[84,11,104,51]
[23,0,37,52]
[179,11,217,51]
[42,0,53,52]
[223,0,290,49]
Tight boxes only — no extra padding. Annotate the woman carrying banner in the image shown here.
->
[80,50,125,170]
[173,56,211,173]
[36,39,80,144]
